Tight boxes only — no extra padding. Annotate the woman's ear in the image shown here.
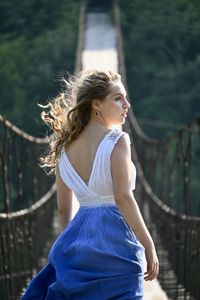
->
[91,99,102,111]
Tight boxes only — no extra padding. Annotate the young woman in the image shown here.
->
[22,70,159,299]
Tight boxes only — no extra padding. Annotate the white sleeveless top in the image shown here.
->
[58,128,136,207]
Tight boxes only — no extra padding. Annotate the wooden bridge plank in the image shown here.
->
[81,10,168,299]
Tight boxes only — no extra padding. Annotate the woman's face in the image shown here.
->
[99,81,130,126]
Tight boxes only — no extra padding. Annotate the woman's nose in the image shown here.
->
[123,99,130,109]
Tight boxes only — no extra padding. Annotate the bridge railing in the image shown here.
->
[130,119,200,217]
[128,128,200,300]
[114,1,200,299]
[0,184,56,300]
[0,115,54,214]
[0,115,57,300]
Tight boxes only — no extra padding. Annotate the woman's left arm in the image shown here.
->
[56,164,73,232]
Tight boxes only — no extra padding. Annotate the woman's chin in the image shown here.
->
[110,118,126,126]
[121,117,126,124]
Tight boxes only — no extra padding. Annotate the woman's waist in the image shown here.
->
[77,195,116,207]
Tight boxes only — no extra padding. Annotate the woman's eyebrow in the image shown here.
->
[113,93,127,97]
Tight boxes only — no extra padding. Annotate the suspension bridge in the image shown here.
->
[0,1,200,299]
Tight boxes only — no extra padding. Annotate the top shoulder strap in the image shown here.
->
[107,128,126,144]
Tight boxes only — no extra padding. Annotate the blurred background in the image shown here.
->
[0,0,199,138]
[0,0,79,135]
[0,0,200,299]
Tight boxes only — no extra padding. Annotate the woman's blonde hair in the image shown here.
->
[40,69,121,174]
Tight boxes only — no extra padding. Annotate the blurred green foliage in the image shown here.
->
[0,0,79,136]
[120,0,200,215]
[120,0,200,138]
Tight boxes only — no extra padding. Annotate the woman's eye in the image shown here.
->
[114,97,122,102]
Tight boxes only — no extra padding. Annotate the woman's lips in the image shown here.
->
[122,113,127,117]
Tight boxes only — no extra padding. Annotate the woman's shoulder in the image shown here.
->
[108,128,130,144]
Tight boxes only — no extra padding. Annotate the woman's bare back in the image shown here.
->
[65,126,111,184]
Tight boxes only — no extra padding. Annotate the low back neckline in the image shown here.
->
[63,128,115,187]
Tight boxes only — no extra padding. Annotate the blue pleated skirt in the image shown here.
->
[21,205,145,300]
